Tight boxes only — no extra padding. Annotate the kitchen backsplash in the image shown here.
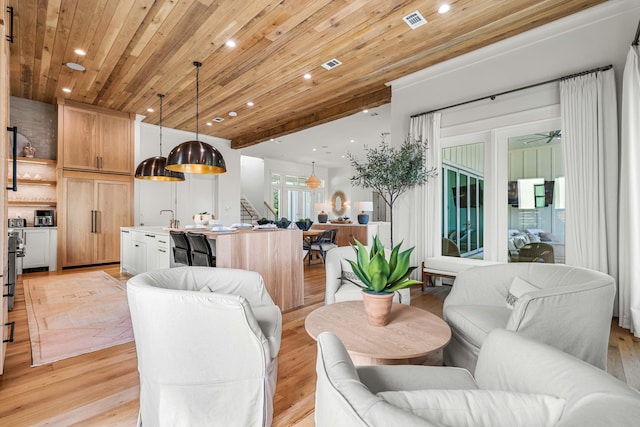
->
[9,96,57,160]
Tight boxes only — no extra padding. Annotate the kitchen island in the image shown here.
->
[121,226,304,311]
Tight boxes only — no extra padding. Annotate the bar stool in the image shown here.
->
[170,230,192,266]
[186,233,216,267]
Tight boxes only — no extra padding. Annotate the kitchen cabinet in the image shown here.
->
[145,232,170,272]
[60,171,132,268]
[120,228,170,274]
[22,228,49,269]
[58,101,134,175]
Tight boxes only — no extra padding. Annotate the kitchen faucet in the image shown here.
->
[160,210,179,229]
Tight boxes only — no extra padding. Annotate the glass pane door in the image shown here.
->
[443,166,484,257]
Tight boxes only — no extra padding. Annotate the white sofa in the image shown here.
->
[325,246,411,305]
[127,267,282,427]
[315,329,640,426]
[443,263,616,374]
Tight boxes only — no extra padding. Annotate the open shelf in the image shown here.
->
[8,201,57,207]
[8,157,57,165]
[8,179,56,186]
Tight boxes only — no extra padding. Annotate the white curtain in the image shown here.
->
[404,112,442,267]
[560,69,619,283]
[619,46,640,336]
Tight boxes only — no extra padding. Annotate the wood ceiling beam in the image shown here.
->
[230,86,391,150]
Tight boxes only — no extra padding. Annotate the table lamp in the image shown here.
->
[315,202,330,223]
[355,201,373,224]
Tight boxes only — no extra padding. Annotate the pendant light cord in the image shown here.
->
[194,61,202,140]
[158,93,164,156]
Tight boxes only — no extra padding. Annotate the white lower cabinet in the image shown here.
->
[22,228,57,271]
[145,233,170,272]
[121,227,170,274]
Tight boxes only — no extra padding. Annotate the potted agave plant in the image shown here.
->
[344,236,422,326]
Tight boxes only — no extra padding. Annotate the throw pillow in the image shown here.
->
[513,234,529,249]
[525,228,545,235]
[506,276,540,309]
[539,232,555,242]
[340,259,365,288]
[377,389,565,427]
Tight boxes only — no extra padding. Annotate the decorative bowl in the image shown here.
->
[295,220,313,231]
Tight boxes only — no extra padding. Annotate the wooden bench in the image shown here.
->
[421,256,501,287]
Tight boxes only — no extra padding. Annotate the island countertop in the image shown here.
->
[121,226,304,311]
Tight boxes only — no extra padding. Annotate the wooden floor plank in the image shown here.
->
[0,261,637,426]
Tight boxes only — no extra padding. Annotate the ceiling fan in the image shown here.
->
[525,130,562,144]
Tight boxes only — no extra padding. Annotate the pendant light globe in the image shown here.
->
[165,61,227,174]
[306,161,321,189]
[135,93,185,181]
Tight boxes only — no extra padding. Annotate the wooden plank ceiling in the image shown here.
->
[9,0,605,149]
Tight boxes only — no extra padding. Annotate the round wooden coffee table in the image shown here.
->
[305,301,451,365]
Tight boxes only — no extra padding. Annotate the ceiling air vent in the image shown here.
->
[212,117,224,123]
[321,58,342,70]
[403,11,427,29]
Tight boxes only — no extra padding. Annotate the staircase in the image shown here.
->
[240,196,260,224]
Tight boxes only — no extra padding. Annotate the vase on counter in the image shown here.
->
[193,213,214,226]
[23,142,36,158]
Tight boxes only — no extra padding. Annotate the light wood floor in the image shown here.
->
[1,262,638,426]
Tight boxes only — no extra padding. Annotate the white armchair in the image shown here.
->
[324,246,410,305]
[127,266,282,427]
[315,329,640,427]
[443,263,616,374]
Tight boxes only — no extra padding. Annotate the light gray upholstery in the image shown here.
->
[443,263,616,374]
[127,267,282,427]
[315,329,640,427]
[324,246,411,305]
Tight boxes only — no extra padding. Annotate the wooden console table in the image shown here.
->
[311,223,374,246]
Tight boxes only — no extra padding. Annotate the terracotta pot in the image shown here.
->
[361,291,394,326]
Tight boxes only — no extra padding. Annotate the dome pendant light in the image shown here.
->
[135,94,185,181]
[306,161,321,189]
[166,61,227,174]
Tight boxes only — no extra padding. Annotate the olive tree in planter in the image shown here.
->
[348,135,436,247]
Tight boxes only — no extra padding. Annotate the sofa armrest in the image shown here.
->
[252,305,282,358]
[444,264,518,311]
[506,280,615,369]
[357,365,478,394]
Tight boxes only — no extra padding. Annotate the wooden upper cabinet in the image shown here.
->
[59,101,133,175]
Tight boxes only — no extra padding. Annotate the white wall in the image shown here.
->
[390,0,640,255]
[134,122,240,227]
[390,0,640,141]
[240,155,265,215]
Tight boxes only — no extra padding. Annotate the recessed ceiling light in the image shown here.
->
[312,148,317,151]
[350,139,355,143]
[304,73,312,79]
[229,111,237,117]
[226,40,236,48]
[206,122,212,126]
[62,88,71,93]
[147,108,154,112]
[341,155,345,158]
[74,49,86,56]
[66,62,85,71]
[247,101,254,107]
[362,110,369,114]
[438,4,451,14]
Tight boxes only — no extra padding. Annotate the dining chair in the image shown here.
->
[170,230,192,266]
[186,233,216,267]
[309,229,338,265]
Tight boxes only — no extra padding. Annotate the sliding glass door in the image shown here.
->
[443,165,484,257]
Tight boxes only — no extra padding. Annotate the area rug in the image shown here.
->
[23,271,134,366]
